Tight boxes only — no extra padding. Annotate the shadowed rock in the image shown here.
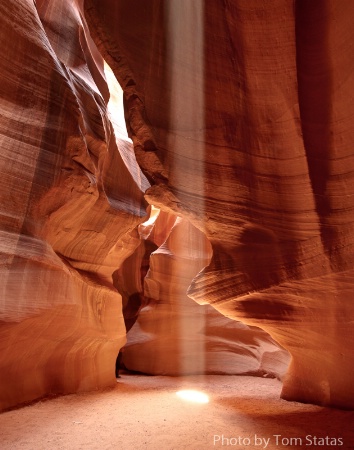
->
[85,0,354,409]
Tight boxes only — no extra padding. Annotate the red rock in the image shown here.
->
[85,0,354,408]
[1,0,353,411]
[121,209,289,378]
[0,0,148,410]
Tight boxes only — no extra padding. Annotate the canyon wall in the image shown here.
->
[0,0,287,411]
[85,0,354,409]
[1,0,353,411]
[120,209,288,378]
[0,0,149,410]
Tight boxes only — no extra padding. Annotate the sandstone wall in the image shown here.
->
[120,210,289,379]
[85,0,354,409]
[1,0,353,411]
[0,0,148,410]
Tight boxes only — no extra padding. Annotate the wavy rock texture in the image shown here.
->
[120,209,289,378]
[1,0,353,412]
[85,0,354,409]
[0,0,148,410]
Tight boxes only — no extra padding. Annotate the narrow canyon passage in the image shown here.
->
[1,374,354,450]
[1,0,354,435]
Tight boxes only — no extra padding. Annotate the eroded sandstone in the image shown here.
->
[120,209,289,379]
[85,0,354,409]
[1,0,353,411]
[0,0,148,410]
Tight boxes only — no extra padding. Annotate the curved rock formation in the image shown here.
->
[120,209,289,378]
[85,0,354,409]
[1,0,353,411]
[0,0,148,410]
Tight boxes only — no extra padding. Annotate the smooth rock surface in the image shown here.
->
[85,0,354,408]
[1,0,354,412]
[121,209,289,379]
[0,0,148,411]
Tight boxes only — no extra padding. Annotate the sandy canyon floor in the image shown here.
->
[1,374,354,450]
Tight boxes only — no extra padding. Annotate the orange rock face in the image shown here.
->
[119,209,289,378]
[85,0,354,409]
[1,0,354,411]
[0,0,148,410]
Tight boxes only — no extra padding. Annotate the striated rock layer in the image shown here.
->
[120,208,289,379]
[0,0,149,410]
[85,0,354,409]
[1,0,353,411]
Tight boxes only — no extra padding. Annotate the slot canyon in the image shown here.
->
[1,0,354,448]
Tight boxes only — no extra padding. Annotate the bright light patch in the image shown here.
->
[103,61,129,140]
[176,390,209,404]
[141,205,160,227]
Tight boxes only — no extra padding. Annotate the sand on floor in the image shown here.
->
[1,374,353,450]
